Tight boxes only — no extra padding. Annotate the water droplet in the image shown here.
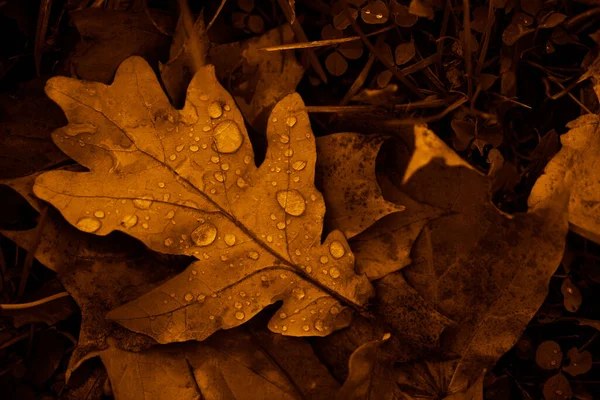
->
[121,215,138,228]
[280,135,290,144]
[329,241,346,259]
[209,315,215,320]
[164,237,173,247]
[272,181,277,186]
[220,254,228,261]
[376,13,383,19]
[200,94,209,101]
[294,249,301,256]
[329,306,340,315]
[293,176,300,182]
[292,287,305,299]
[214,171,225,182]
[163,193,171,201]
[261,275,268,282]
[203,125,211,132]
[76,217,101,233]
[198,294,206,302]
[213,120,244,153]
[93,210,105,219]
[191,223,218,247]
[176,144,185,152]
[286,116,297,127]
[192,270,197,275]
[276,222,286,230]
[365,9,371,14]
[282,325,288,332]
[165,210,175,219]
[567,287,573,294]
[157,182,166,189]
[221,163,230,171]
[210,156,220,164]
[239,291,247,297]
[292,161,307,171]
[184,292,194,302]
[320,256,329,264]
[134,198,153,210]
[314,319,324,332]
[236,177,249,188]
[276,190,306,216]
[329,267,341,279]
[306,266,312,273]
[224,104,231,111]
[270,214,277,220]
[190,145,199,152]
[284,148,294,157]
[302,324,310,332]
[208,102,223,119]
[267,235,273,243]
[169,154,177,161]
[142,223,149,229]
[195,136,200,141]
[224,233,236,246]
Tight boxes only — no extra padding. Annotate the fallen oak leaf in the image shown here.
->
[33,56,374,343]
[527,67,600,243]
[395,125,569,393]
[99,327,339,400]
[315,134,405,239]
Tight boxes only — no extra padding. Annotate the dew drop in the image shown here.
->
[329,267,341,279]
[121,215,138,228]
[209,315,215,320]
[158,182,165,188]
[142,223,149,229]
[293,176,300,183]
[203,125,211,132]
[198,294,206,302]
[302,324,310,332]
[276,222,286,230]
[280,135,290,144]
[191,223,218,247]
[164,237,173,247]
[235,302,243,309]
[286,116,297,127]
[329,241,346,259]
[267,235,273,243]
[169,154,177,161]
[208,102,223,119]
[271,181,277,186]
[190,145,199,152]
[236,177,248,188]
[176,144,184,152]
[184,292,194,302]
[224,233,236,246]
[93,210,105,219]
[224,104,231,111]
[76,217,101,233]
[282,325,288,332]
[133,198,153,210]
[213,120,244,153]
[314,319,324,332]
[261,275,268,282]
[214,171,225,182]
[320,256,329,264]
[192,270,197,275]
[306,266,312,273]
[200,94,209,101]
[284,148,294,157]
[276,190,306,216]
[244,155,252,164]
[210,156,220,164]
[330,306,340,315]
[295,249,301,256]
[376,13,383,19]
[239,291,247,297]
[292,161,307,171]
[292,287,305,300]
[220,254,228,261]
[165,210,175,219]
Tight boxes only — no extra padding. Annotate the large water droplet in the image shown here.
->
[235,311,245,320]
[236,177,248,188]
[329,267,341,279]
[208,102,223,119]
[189,145,199,152]
[329,241,346,259]
[292,287,305,300]
[184,292,194,302]
[276,222,286,230]
[214,171,225,182]
[286,116,297,127]
[133,198,153,210]
[276,190,306,216]
[292,161,307,171]
[314,319,324,332]
[76,217,101,233]
[284,148,294,157]
[224,233,236,246]
[280,135,290,144]
[213,120,244,153]
[121,215,138,228]
[191,223,218,247]
[93,210,105,219]
[320,256,329,264]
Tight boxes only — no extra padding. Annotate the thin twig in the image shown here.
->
[0,292,70,310]
[305,97,450,113]
[475,2,494,76]
[0,332,29,351]
[381,95,468,126]
[259,25,394,51]
[18,206,48,298]
[144,0,172,36]
[339,0,424,98]
[206,0,227,32]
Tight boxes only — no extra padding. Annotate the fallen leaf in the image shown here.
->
[335,333,402,400]
[208,24,306,133]
[528,70,600,243]
[535,340,562,370]
[563,347,592,376]
[100,327,339,400]
[316,134,405,239]
[394,125,569,393]
[543,372,572,400]
[66,8,174,83]
[33,56,374,343]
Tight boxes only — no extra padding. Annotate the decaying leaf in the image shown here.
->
[394,125,569,393]
[316,134,405,239]
[335,333,402,400]
[33,56,373,343]
[528,73,600,243]
[99,327,339,400]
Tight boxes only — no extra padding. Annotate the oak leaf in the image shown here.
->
[33,56,374,343]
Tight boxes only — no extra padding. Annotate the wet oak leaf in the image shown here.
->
[528,74,600,243]
[395,125,569,393]
[33,56,374,343]
[100,327,339,400]
[316,134,405,239]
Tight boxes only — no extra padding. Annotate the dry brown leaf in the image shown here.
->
[100,327,339,400]
[208,24,306,133]
[393,125,569,393]
[528,73,600,243]
[33,56,373,343]
[66,8,174,83]
[316,134,405,239]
